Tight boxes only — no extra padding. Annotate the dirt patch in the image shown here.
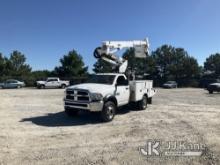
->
[0,88,220,164]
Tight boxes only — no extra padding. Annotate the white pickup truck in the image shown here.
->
[64,73,156,122]
[37,77,69,89]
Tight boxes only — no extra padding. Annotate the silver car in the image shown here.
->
[0,79,25,89]
[162,81,178,88]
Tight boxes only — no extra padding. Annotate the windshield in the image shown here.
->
[86,75,115,85]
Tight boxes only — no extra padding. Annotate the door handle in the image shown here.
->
[126,87,129,90]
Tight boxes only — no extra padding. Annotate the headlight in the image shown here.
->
[90,93,103,101]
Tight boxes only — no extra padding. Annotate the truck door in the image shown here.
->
[115,76,130,106]
[45,79,56,88]
[52,78,60,87]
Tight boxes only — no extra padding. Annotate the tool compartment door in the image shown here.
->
[129,80,153,102]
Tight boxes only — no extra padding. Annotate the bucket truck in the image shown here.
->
[64,39,156,122]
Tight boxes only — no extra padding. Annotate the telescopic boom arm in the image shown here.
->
[94,38,150,73]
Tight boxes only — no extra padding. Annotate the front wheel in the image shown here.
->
[138,96,148,110]
[100,101,116,122]
[61,84,66,89]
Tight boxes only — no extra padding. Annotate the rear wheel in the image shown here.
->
[61,84,66,89]
[209,90,213,94]
[65,107,79,116]
[138,95,148,110]
[101,101,116,122]
[40,85,45,89]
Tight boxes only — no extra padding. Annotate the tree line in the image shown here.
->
[0,50,88,86]
[0,45,220,87]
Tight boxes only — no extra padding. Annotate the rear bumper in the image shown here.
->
[64,99,104,112]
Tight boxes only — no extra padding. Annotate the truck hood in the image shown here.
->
[67,83,114,93]
[36,81,46,84]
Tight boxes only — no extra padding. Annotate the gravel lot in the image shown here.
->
[0,88,220,165]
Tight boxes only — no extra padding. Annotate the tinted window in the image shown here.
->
[6,80,16,83]
[117,76,128,86]
[47,79,57,82]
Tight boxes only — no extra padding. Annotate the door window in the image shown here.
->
[117,76,128,86]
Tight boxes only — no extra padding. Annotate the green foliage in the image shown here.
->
[54,50,88,77]
[93,59,113,73]
[0,51,32,83]
[31,70,53,80]
[0,53,7,76]
[122,48,156,76]
[151,45,201,86]
[7,51,32,76]
[204,53,220,75]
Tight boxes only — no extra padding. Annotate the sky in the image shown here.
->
[0,0,220,72]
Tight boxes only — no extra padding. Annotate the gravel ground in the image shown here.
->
[0,88,220,165]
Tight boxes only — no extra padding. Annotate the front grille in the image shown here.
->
[66,90,74,95]
[78,96,89,101]
[66,95,74,100]
[78,91,88,95]
[66,89,90,102]
[65,102,88,107]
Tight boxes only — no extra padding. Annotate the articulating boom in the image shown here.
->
[94,38,150,73]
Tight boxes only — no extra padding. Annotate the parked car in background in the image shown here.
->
[199,78,220,88]
[162,81,178,88]
[0,79,25,89]
[207,82,220,94]
[36,77,69,89]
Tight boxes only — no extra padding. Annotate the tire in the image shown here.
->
[138,95,148,110]
[17,85,21,89]
[147,97,152,104]
[65,107,79,116]
[101,101,116,122]
[209,90,213,94]
[61,84,66,89]
[40,85,45,89]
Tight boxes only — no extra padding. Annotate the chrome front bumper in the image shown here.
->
[64,99,104,112]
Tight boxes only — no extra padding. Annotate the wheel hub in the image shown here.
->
[107,106,114,119]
